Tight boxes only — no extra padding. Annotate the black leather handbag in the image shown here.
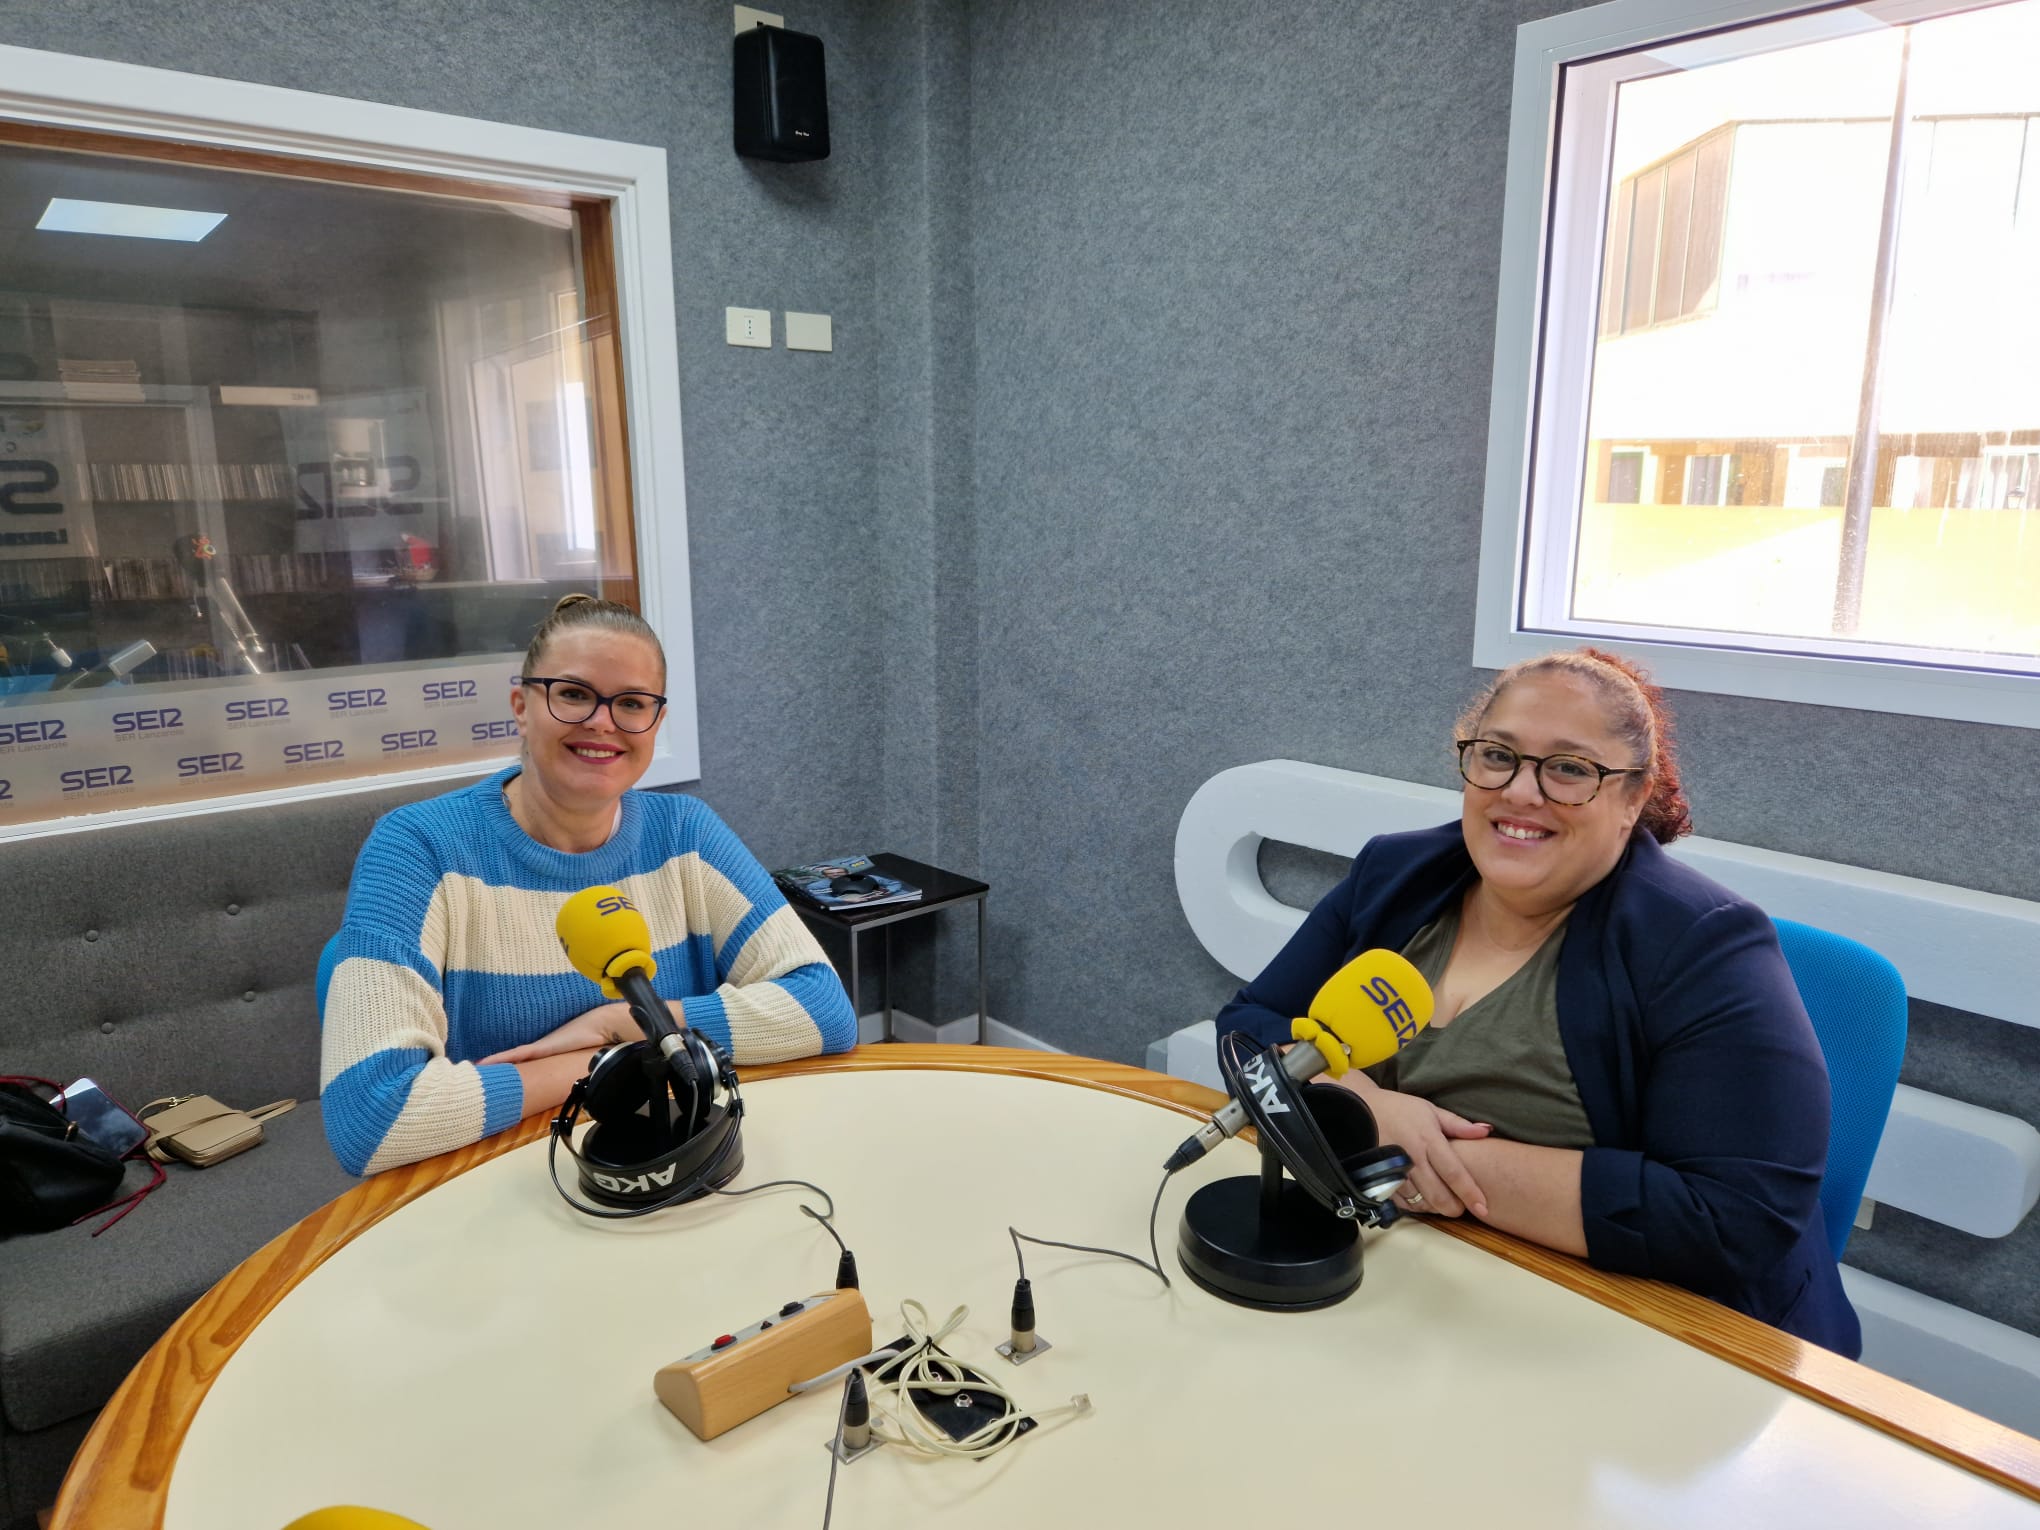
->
[0,1078,125,1235]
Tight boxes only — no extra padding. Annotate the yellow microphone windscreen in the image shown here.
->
[555,885,657,998]
[1306,948,1435,1070]
[281,1510,432,1530]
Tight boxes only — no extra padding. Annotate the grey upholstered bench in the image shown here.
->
[0,778,442,1530]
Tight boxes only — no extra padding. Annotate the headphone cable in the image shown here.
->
[1008,1168,1173,1288]
[709,1178,845,1252]
[821,1368,853,1530]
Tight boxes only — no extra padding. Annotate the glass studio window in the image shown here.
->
[0,132,641,827]
[1482,0,2040,725]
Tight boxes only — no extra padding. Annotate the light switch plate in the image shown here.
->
[784,311,833,352]
[735,5,783,33]
[725,307,771,348]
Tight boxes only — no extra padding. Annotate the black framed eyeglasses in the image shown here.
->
[1455,738,1642,806]
[521,676,668,732]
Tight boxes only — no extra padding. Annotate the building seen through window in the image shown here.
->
[1541,0,2040,667]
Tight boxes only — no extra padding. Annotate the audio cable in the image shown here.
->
[1008,1168,1174,1289]
[860,1300,1091,1461]
[710,1177,861,1290]
[1003,1169,1173,1354]
[821,1369,855,1530]
[812,1304,1090,1529]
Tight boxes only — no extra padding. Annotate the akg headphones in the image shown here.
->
[1214,1028,1411,1223]
[547,1030,746,1218]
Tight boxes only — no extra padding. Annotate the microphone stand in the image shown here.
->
[172,535,269,676]
[617,979,701,1151]
[1176,1032,1373,1312]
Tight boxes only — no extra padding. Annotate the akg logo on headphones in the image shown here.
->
[596,894,638,916]
[1364,976,1420,1045]
[592,1166,678,1194]
[1240,1052,1290,1116]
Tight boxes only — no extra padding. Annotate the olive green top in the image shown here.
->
[1365,896,1595,1150]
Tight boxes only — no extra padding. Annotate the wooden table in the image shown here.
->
[54,1048,2040,1528]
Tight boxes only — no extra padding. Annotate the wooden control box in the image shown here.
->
[654,1288,873,1441]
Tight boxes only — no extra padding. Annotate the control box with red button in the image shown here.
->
[653,1287,873,1441]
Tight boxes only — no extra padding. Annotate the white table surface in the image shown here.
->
[164,1070,2040,1529]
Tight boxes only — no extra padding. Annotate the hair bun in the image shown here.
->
[552,592,597,615]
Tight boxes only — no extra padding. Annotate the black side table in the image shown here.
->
[785,853,988,1040]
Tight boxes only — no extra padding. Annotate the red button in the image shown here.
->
[712,1334,735,1349]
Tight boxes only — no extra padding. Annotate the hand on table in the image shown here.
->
[480,1001,651,1064]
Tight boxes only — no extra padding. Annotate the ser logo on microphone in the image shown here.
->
[1364,976,1421,1045]
[1240,1051,1290,1116]
[596,894,638,916]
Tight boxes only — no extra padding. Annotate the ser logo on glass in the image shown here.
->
[177,752,244,778]
[61,765,135,793]
[470,719,518,744]
[225,697,290,724]
[327,688,389,713]
[0,459,60,515]
[113,707,183,735]
[0,780,12,800]
[284,740,345,766]
[380,729,438,754]
[422,679,478,704]
[0,718,65,749]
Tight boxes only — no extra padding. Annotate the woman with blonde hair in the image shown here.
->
[319,595,855,1176]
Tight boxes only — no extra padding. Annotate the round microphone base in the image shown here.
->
[1176,1175,1362,1312]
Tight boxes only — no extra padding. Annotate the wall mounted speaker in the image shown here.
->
[734,24,830,163]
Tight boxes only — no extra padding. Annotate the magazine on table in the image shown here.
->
[772,853,923,912]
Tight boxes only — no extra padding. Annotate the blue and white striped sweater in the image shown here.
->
[317,769,855,1175]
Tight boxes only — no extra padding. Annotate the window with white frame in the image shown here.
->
[1478,0,2040,726]
[0,45,698,836]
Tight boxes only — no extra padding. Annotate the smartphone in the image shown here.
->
[54,1078,149,1158]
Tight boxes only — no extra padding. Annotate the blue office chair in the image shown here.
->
[1771,918,1909,1260]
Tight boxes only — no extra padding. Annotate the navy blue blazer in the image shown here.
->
[1215,822,1860,1356]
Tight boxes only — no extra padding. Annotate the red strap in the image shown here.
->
[79,1159,167,1236]
[0,1075,66,1104]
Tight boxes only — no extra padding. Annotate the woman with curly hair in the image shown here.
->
[1215,647,1855,1353]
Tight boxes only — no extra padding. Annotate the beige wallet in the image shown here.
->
[139,1094,296,1167]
